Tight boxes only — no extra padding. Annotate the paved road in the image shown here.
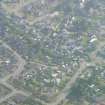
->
[0,89,30,104]
[0,91,16,103]
[0,41,27,103]
[27,11,60,25]
[2,42,26,80]
[1,0,64,26]
[47,40,105,105]
[0,40,47,105]
[0,39,105,105]
[47,61,86,105]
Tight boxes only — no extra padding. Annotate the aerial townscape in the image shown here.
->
[0,0,105,105]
